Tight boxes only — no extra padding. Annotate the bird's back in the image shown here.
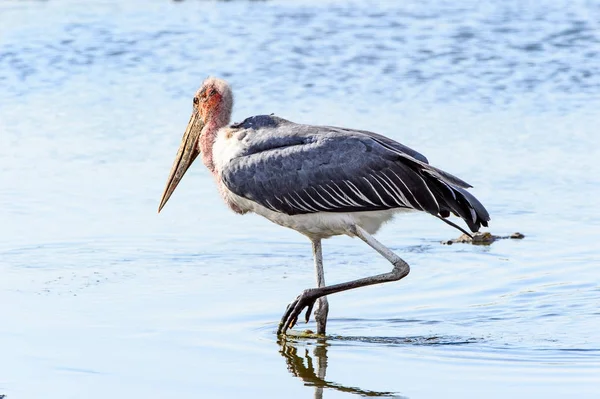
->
[218,115,489,234]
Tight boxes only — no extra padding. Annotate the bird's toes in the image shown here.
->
[277,289,318,336]
[278,296,302,335]
[304,302,314,323]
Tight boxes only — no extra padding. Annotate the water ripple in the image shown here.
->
[1,1,599,110]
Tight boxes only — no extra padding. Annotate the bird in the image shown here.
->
[158,77,490,336]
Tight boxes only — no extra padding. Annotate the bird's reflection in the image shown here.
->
[278,337,406,398]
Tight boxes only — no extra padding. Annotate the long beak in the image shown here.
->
[158,111,204,213]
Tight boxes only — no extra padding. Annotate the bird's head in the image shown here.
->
[158,77,233,213]
[195,77,233,126]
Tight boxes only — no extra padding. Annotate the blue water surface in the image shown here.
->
[1,1,599,398]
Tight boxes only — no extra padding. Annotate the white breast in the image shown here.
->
[212,128,248,174]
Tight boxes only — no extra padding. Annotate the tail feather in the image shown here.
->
[425,172,490,233]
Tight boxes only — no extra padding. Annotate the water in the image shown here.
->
[1,0,599,397]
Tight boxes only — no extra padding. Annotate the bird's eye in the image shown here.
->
[210,89,217,96]
[193,97,199,105]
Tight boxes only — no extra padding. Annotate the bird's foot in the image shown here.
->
[277,288,319,335]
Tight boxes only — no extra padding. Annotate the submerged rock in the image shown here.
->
[442,231,525,245]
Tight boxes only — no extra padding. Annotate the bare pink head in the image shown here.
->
[158,77,234,212]
[194,76,233,128]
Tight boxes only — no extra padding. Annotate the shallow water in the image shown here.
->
[1,0,599,398]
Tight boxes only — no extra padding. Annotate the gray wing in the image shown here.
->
[223,115,489,232]
[324,125,475,189]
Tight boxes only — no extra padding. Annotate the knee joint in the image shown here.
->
[392,259,410,279]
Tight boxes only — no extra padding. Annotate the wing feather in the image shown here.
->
[221,115,490,232]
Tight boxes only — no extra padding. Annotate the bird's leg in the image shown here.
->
[308,239,329,335]
[278,225,410,335]
[297,239,329,334]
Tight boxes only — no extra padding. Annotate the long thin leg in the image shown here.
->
[299,240,329,334]
[311,239,329,335]
[277,225,410,335]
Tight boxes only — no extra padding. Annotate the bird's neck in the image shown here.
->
[199,114,229,174]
